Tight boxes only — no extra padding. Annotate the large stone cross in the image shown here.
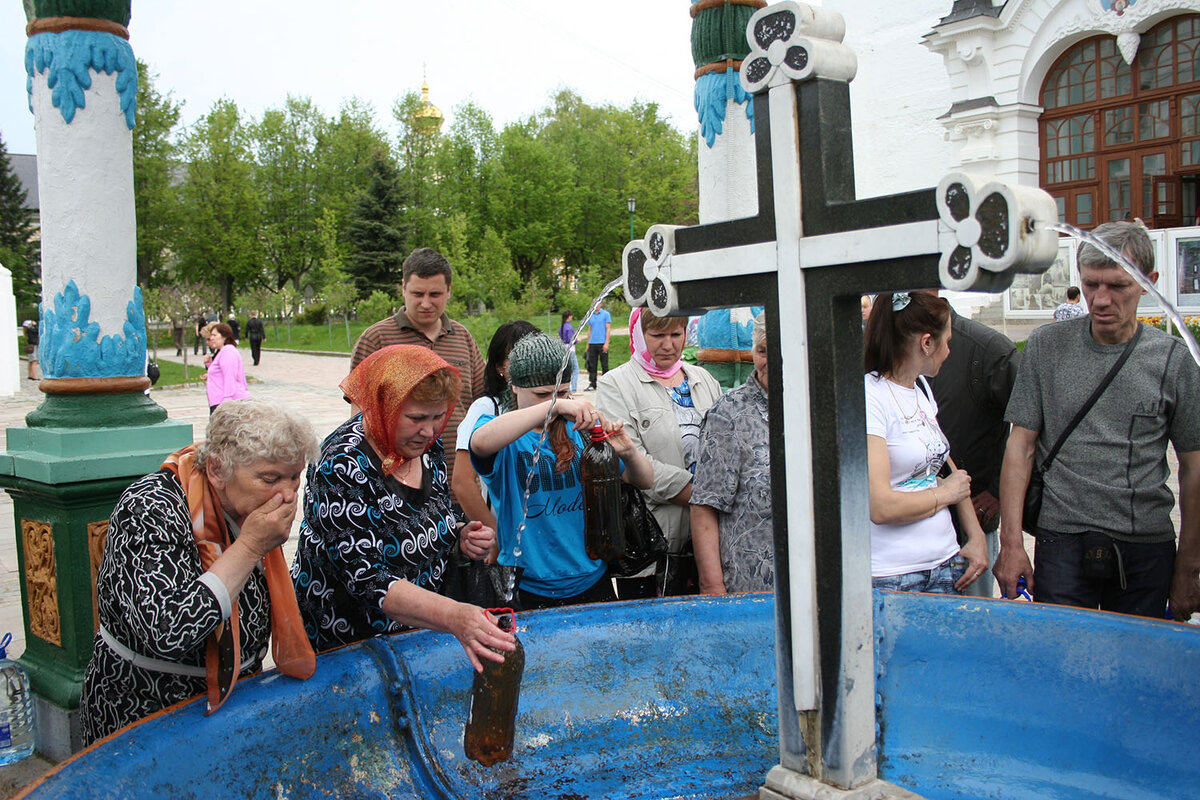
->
[621,2,1057,794]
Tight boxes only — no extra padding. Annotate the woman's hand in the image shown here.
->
[548,398,605,432]
[458,521,496,562]
[954,535,990,592]
[237,493,298,559]
[936,468,972,507]
[450,604,517,673]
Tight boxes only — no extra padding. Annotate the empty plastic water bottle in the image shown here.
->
[0,633,34,765]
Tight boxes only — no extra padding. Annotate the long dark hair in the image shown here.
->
[863,291,950,376]
[484,321,540,399]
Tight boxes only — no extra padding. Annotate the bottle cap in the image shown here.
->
[486,608,516,631]
[590,420,607,442]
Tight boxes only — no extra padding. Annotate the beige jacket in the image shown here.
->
[596,360,722,551]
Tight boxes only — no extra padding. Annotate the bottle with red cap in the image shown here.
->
[581,420,625,562]
[464,609,524,766]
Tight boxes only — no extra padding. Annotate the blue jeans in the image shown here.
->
[1033,529,1175,618]
[567,348,579,392]
[873,555,965,595]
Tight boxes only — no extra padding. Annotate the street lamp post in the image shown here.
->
[627,197,636,241]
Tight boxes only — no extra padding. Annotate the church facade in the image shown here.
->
[823,0,1199,321]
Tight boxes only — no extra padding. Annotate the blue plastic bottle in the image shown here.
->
[0,633,35,765]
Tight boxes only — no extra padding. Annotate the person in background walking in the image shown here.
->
[22,320,38,381]
[204,323,250,414]
[227,312,241,344]
[171,318,185,356]
[246,310,266,366]
[193,313,207,355]
[558,311,579,392]
[584,300,612,391]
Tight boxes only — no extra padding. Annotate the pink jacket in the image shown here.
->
[205,344,250,407]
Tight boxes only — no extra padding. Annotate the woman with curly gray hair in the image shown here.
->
[80,399,320,744]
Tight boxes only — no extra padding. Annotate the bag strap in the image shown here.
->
[1041,322,1142,470]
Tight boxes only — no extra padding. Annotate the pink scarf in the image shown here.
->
[629,308,684,380]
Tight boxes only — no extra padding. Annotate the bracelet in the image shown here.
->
[931,488,939,515]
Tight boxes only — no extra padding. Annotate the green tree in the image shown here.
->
[251,96,325,291]
[488,118,579,283]
[0,131,39,308]
[434,101,498,247]
[132,60,182,287]
[344,153,404,296]
[392,91,440,252]
[539,92,698,278]
[175,99,263,310]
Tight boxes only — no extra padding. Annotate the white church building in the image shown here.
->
[822,0,1198,326]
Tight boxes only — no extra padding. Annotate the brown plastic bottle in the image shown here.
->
[581,421,625,561]
[463,609,525,767]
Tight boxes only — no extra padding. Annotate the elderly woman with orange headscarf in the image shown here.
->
[291,345,515,671]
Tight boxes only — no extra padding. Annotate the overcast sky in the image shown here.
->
[0,0,701,156]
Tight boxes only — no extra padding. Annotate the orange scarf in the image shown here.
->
[340,345,461,476]
[162,445,315,714]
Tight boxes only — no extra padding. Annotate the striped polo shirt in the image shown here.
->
[350,309,485,504]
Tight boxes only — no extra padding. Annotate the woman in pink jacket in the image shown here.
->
[204,323,250,413]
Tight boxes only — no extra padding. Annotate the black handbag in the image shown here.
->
[1022,324,1141,532]
[608,483,668,578]
[440,556,522,610]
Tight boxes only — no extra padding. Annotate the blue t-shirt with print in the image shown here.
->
[586,309,612,345]
[470,415,612,597]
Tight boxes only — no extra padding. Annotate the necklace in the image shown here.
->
[884,377,925,424]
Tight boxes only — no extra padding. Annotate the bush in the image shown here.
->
[298,304,328,325]
[357,290,395,326]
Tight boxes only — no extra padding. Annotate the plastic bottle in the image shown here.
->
[0,633,34,766]
[463,609,525,767]
[581,421,625,562]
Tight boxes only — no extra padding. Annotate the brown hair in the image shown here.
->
[211,323,235,344]
[548,417,574,474]
[409,367,460,405]
[863,291,950,376]
[640,312,687,335]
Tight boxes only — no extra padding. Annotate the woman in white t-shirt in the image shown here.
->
[863,291,987,594]
[451,320,541,534]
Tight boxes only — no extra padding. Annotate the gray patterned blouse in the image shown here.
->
[691,373,774,592]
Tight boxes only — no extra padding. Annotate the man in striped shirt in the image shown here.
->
[350,248,485,505]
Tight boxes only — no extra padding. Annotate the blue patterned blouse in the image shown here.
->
[291,415,459,652]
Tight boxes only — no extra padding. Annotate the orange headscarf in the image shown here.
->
[162,446,316,714]
[340,345,462,476]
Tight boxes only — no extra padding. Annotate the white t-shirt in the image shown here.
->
[456,395,502,451]
[863,372,958,577]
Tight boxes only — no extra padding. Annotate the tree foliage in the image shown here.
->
[344,153,405,296]
[121,74,698,319]
[174,99,262,310]
[132,60,182,287]
[0,131,39,308]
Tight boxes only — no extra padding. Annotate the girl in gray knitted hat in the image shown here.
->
[470,332,654,610]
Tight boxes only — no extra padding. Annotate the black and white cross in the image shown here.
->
[621,1,1057,792]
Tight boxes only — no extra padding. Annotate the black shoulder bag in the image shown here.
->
[1022,324,1142,532]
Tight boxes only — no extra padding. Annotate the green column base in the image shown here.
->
[26,391,168,430]
[0,417,192,719]
[698,360,757,391]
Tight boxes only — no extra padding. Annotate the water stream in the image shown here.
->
[1047,221,1200,367]
[503,276,627,603]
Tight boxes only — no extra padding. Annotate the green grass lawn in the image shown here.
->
[147,315,632,383]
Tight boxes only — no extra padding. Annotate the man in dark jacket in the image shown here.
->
[929,309,1021,598]
[245,310,266,366]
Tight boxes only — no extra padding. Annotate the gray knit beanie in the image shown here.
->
[507,332,574,389]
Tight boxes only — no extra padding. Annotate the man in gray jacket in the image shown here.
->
[994,222,1200,619]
